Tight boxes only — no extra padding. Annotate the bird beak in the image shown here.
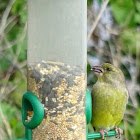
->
[91,66,104,76]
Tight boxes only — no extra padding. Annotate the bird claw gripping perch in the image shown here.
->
[99,129,108,140]
[115,127,123,139]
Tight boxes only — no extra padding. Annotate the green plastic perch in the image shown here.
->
[88,131,118,139]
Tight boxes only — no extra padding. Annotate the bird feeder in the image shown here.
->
[27,0,87,139]
[6,0,119,140]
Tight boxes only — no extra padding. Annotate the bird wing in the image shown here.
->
[91,82,128,131]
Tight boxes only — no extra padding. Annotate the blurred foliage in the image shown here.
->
[0,103,24,138]
[111,0,134,26]
[0,0,140,139]
[0,0,27,139]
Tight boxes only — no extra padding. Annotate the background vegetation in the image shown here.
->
[0,0,140,139]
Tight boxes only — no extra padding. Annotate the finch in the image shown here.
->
[91,63,128,140]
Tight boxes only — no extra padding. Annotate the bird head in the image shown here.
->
[91,63,125,86]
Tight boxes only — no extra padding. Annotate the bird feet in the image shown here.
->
[99,129,108,140]
[115,126,123,139]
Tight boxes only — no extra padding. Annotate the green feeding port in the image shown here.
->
[8,92,44,140]
[22,92,44,129]
[85,90,119,139]
[86,89,92,124]
[22,92,44,140]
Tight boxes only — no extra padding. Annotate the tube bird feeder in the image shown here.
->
[27,0,87,139]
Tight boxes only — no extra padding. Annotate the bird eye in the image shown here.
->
[106,67,111,71]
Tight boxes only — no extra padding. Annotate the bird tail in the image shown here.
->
[88,123,94,133]
[88,123,94,140]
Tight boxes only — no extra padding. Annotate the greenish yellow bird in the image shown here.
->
[91,63,128,140]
